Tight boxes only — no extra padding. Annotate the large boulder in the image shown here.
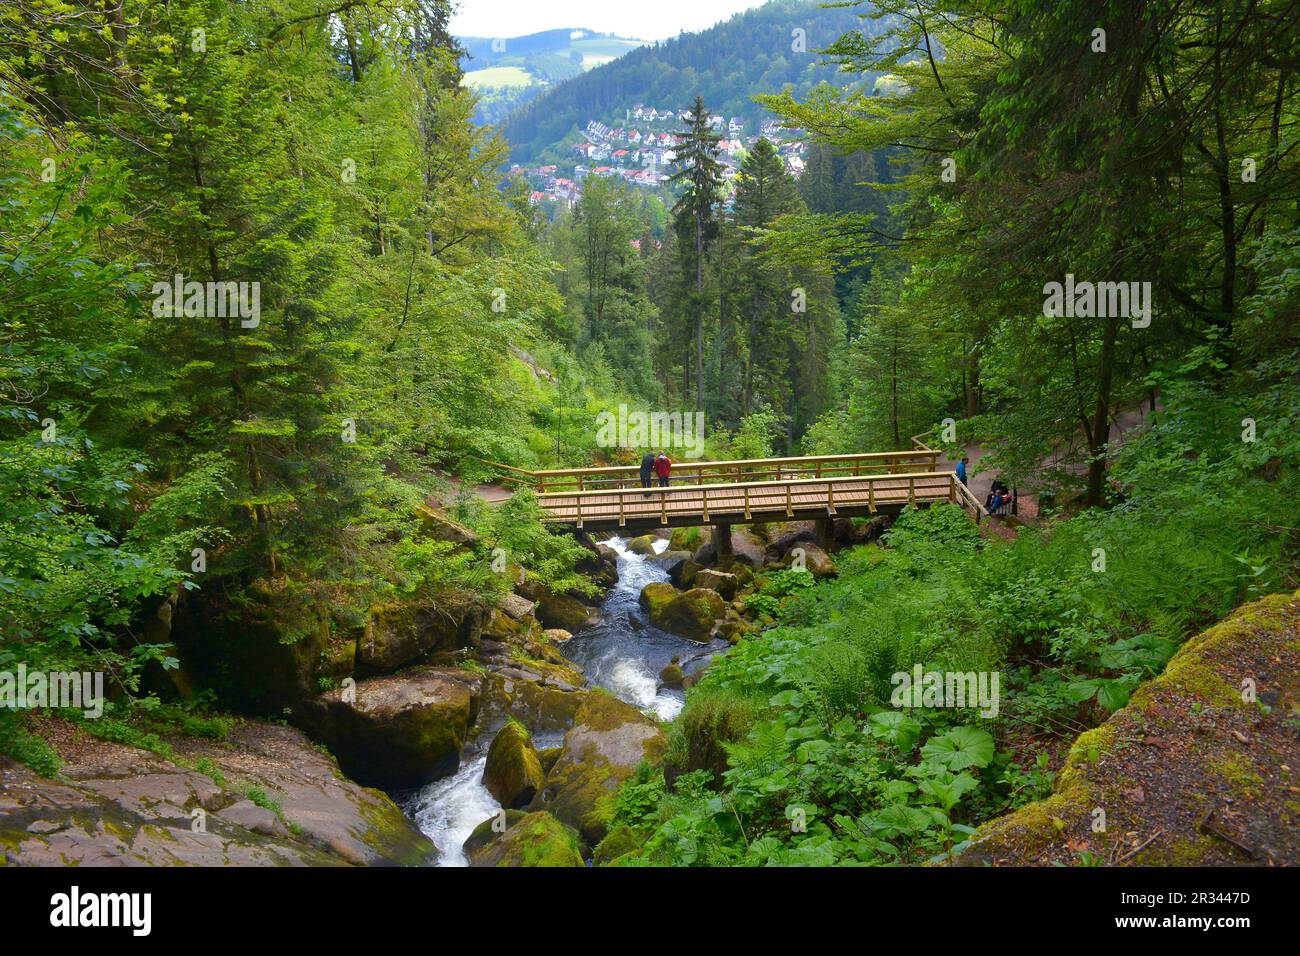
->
[414,503,478,547]
[729,528,768,568]
[478,669,589,736]
[792,542,837,578]
[483,721,545,809]
[763,520,818,557]
[356,596,483,676]
[529,693,666,845]
[498,592,536,622]
[535,589,598,633]
[468,811,585,867]
[639,583,726,642]
[0,719,435,866]
[669,526,704,552]
[693,568,739,600]
[296,667,481,789]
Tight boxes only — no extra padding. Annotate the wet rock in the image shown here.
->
[468,811,585,867]
[543,628,573,644]
[296,667,481,790]
[640,583,726,642]
[529,693,667,845]
[659,657,685,687]
[669,559,703,589]
[462,808,526,859]
[625,533,660,556]
[483,721,545,809]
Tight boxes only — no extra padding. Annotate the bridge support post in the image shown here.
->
[713,522,733,559]
[814,517,834,549]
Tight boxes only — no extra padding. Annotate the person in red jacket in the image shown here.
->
[654,452,672,487]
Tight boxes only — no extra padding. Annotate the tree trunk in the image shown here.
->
[1085,315,1119,507]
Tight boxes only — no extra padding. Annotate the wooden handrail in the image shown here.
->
[506,450,940,480]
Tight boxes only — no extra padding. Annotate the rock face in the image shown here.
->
[956,590,1300,867]
[529,693,666,846]
[0,720,435,866]
[296,667,481,789]
[483,721,545,809]
[468,811,585,867]
[669,559,703,589]
[639,582,725,642]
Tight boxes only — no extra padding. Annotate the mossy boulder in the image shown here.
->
[955,589,1300,867]
[659,661,685,686]
[468,811,585,867]
[357,597,483,675]
[479,671,589,735]
[483,721,545,809]
[669,559,703,589]
[728,528,768,567]
[413,503,478,547]
[296,667,481,789]
[535,588,598,633]
[694,568,739,600]
[593,825,646,866]
[537,746,563,775]
[669,526,704,551]
[462,809,527,859]
[640,583,725,642]
[625,533,660,556]
[529,692,667,846]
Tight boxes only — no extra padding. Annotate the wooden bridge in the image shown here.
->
[494,445,987,535]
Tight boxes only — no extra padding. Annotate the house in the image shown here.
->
[729,117,744,133]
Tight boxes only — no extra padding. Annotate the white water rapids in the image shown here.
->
[405,535,721,866]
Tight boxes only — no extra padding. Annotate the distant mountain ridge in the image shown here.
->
[458,28,648,126]
[499,0,883,165]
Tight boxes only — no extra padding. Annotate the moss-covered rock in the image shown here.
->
[639,583,725,641]
[357,597,483,675]
[625,533,660,556]
[461,808,527,859]
[659,659,685,686]
[694,568,739,600]
[593,825,646,866]
[468,811,585,867]
[413,503,478,547]
[537,746,563,775]
[793,542,837,578]
[669,559,703,589]
[669,526,703,551]
[529,692,667,846]
[955,590,1300,867]
[535,588,598,633]
[483,721,545,809]
[296,667,481,789]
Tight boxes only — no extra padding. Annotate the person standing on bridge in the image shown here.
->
[956,456,970,486]
[655,452,672,487]
[639,450,656,495]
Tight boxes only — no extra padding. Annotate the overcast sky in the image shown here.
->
[449,0,770,42]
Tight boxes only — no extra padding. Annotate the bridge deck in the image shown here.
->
[494,446,988,532]
[535,471,981,532]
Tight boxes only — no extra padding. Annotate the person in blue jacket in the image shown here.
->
[956,456,970,486]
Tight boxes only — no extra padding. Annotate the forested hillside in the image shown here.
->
[501,0,881,164]
[1,0,1298,886]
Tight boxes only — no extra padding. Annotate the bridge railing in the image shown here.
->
[495,450,942,493]
[912,431,993,522]
[535,470,965,529]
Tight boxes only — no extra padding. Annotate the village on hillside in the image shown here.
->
[510,106,807,209]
